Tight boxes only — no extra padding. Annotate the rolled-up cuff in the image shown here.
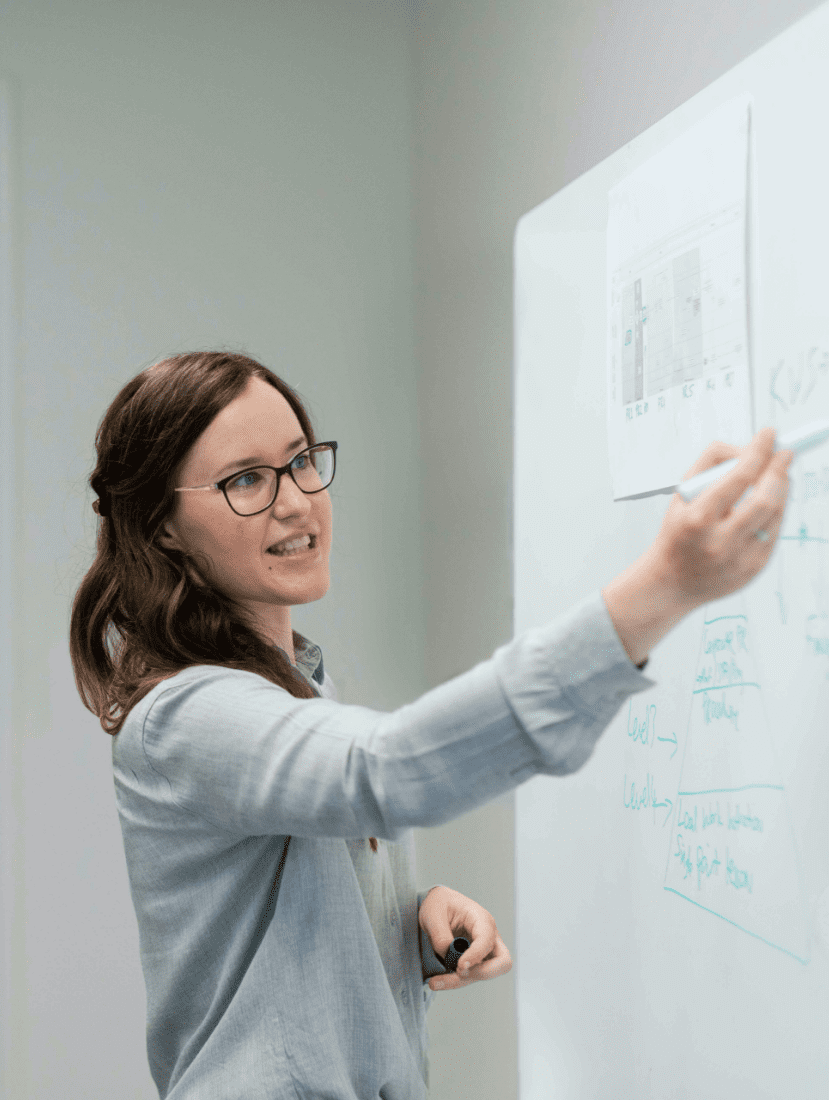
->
[491,590,657,775]
[417,887,450,979]
[417,886,450,1012]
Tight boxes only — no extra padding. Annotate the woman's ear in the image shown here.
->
[157,523,180,553]
[157,530,209,588]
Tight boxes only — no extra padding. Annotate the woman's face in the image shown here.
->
[158,376,332,649]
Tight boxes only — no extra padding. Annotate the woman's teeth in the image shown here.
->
[268,535,312,556]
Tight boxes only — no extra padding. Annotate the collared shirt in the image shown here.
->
[112,590,654,1099]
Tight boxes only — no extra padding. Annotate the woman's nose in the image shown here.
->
[273,472,312,512]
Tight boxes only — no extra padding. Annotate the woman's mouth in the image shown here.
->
[267,534,315,557]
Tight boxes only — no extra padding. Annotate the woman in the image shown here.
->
[70,351,792,1099]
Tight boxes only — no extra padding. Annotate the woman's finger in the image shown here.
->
[458,935,512,978]
[457,941,493,974]
[680,439,741,482]
[728,448,793,539]
[461,949,513,982]
[431,935,512,990]
[454,932,496,972]
[431,974,466,990]
[694,427,777,520]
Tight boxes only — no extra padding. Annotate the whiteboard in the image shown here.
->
[513,5,829,1098]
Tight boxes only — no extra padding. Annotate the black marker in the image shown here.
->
[442,936,470,972]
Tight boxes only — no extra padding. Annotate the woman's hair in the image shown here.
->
[69,350,322,737]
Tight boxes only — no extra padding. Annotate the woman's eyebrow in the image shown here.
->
[216,436,308,477]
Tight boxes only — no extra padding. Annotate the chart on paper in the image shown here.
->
[607,94,754,499]
[613,203,746,402]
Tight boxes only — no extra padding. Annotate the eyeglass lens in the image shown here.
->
[224,444,335,515]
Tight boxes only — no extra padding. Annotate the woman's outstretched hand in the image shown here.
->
[602,427,794,667]
[418,886,512,992]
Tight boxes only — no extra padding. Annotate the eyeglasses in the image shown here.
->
[174,441,337,516]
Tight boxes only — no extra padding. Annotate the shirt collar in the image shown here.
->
[274,632,325,687]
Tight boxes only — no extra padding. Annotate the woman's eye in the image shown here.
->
[293,454,308,470]
[229,471,261,490]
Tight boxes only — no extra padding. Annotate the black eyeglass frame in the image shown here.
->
[173,441,338,517]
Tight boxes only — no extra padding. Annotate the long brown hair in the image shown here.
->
[69,351,323,737]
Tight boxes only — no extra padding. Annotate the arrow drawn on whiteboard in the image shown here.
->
[654,796,673,826]
[657,730,678,758]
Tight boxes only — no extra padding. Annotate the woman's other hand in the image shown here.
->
[418,886,512,992]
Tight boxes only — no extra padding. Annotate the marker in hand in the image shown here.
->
[442,937,470,972]
[676,419,829,503]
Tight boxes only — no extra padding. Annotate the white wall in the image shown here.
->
[0,3,424,1097]
[1,1,825,1098]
